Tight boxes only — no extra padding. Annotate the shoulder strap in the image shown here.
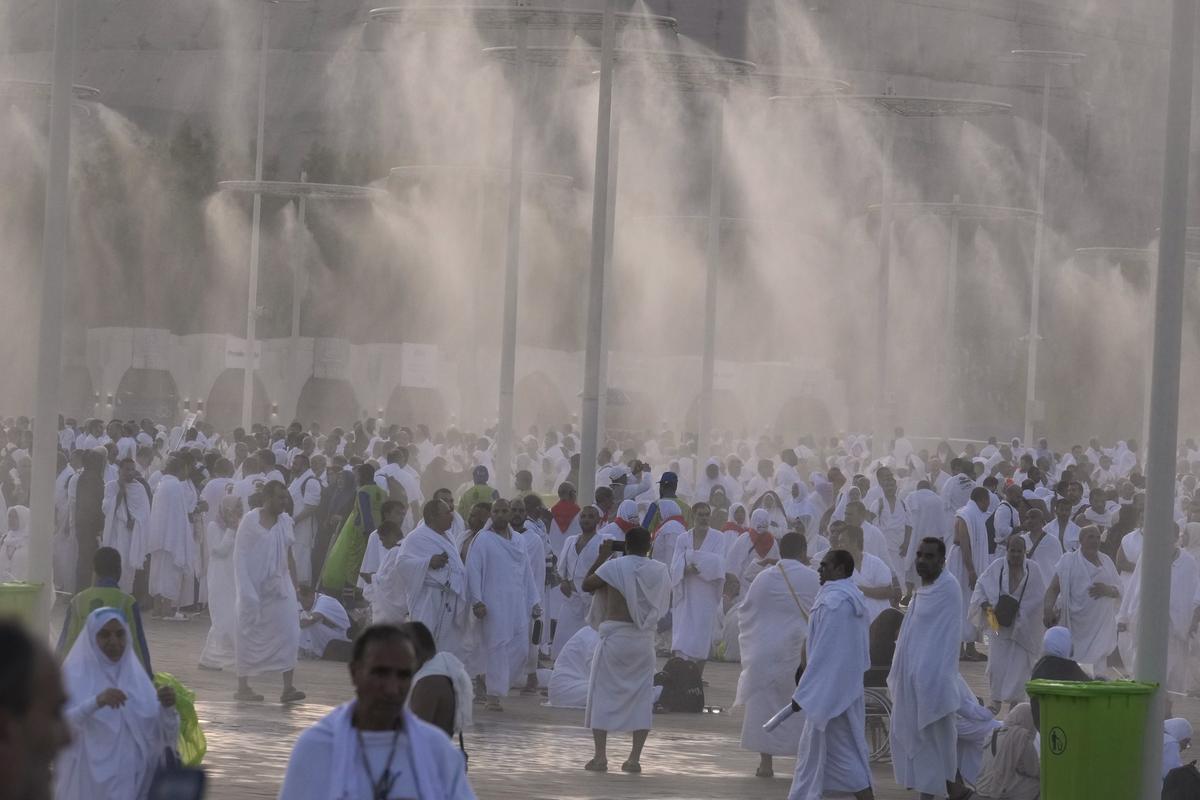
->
[1028,533,1042,557]
[776,563,811,623]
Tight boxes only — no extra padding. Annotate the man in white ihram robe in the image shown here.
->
[465,499,541,709]
[1044,525,1121,676]
[582,529,672,772]
[147,461,197,617]
[387,499,469,660]
[554,506,604,659]
[788,549,874,800]
[287,455,324,588]
[968,537,1046,708]
[889,537,966,799]
[949,488,991,659]
[669,502,727,664]
[101,460,151,594]
[736,532,818,778]
[1117,540,1199,692]
[234,481,304,703]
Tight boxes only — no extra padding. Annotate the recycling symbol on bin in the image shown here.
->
[1049,726,1067,755]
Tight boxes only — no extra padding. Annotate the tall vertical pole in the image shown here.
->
[242,0,270,432]
[29,0,77,633]
[578,0,618,505]
[697,95,724,478]
[1023,68,1051,445]
[494,22,528,495]
[596,103,622,450]
[874,119,895,453]
[289,171,307,422]
[945,196,960,433]
[1136,0,1195,794]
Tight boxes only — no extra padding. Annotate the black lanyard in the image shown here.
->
[356,726,403,800]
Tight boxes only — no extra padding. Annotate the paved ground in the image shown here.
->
[54,609,1198,799]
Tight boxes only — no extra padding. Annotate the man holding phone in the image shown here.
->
[580,527,671,774]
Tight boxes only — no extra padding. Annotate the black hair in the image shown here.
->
[381,500,404,519]
[626,526,651,554]
[422,498,448,519]
[920,536,947,558]
[826,549,856,577]
[779,531,807,560]
[94,546,122,581]
[399,621,437,662]
[352,624,413,664]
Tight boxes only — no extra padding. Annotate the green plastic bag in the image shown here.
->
[154,672,207,766]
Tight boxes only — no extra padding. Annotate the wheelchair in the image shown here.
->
[863,667,893,763]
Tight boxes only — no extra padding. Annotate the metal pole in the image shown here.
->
[242,0,270,432]
[697,95,724,479]
[945,195,960,434]
[874,119,895,453]
[29,0,77,634]
[1023,67,1051,445]
[596,102,622,454]
[289,171,307,423]
[495,22,528,495]
[578,0,617,505]
[1136,0,1195,794]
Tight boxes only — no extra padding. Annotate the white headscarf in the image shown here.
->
[750,508,770,532]
[1043,626,1072,658]
[616,499,639,523]
[59,608,163,786]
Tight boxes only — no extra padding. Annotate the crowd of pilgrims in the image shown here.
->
[8,412,1200,798]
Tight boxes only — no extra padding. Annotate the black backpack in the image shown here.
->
[654,657,705,713]
[1164,763,1200,799]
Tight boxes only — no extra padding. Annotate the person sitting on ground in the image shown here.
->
[973,702,1039,800]
[400,621,474,740]
[547,626,600,710]
[298,585,352,660]
[1028,626,1091,730]
[278,624,476,799]
[1163,717,1194,780]
[55,608,179,800]
[56,546,152,675]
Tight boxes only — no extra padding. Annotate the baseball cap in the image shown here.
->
[658,471,678,485]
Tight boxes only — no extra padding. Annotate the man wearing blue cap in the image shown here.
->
[641,471,692,532]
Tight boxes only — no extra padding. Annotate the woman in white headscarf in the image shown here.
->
[0,505,30,581]
[1163,717,1194,779]
[749,491,789,539]
[200,494,243,670]
[974,702,1039,800]
[56,607,179,800]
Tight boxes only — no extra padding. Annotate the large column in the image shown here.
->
[242,1,270,431]
[1136,0,1196,795]
[29,0,78,634]
[696,95,724,477]
[1023,69,1051,445]
[494,22,528,495]
[578,0,618,504]
[873,120,895,453]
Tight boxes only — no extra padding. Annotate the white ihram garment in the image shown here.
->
[102,480,151,593]
[200,521,238,669]
[390,523,469,660]
[553,533,603,659]
[669,529,727,660]
[968,559,1046,704]
[234,510,300,676]
[465,530,539,697]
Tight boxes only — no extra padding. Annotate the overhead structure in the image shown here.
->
[867,200,1039,431]
[217,178,385,421]
[369,4,676,493]
[487,40,756,499]
[1001,50,1087,446]
[386,164,573,430]
[772,93,1011,454]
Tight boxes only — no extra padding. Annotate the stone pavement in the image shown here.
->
[87,612,1003,800]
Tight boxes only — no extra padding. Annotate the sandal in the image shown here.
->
[621,760,641,774]
[485,701,504,712]
[584,758,608,772]
[234,689,264,702]
[280,689,307,704]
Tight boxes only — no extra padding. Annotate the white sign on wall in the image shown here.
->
[401,344,438,389]
[223,337,262,369]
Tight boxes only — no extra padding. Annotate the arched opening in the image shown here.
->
[683,389,747,436]
[385,385,448,430]
[62,366,95,421]
[114,369,179,424]
[296,377,360,430]
[604,388,656,433]
[514,372,569,434]
[774,395,836,439]
[204,369,271,433]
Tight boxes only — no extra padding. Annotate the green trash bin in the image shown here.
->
[0,582,43,630]
[1026,679,1156,799]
